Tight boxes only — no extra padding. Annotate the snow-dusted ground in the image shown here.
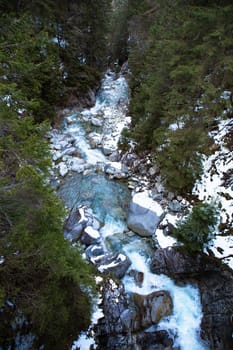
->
[71,277,104,350]
[193,118,233,268]
[154,117,233,269]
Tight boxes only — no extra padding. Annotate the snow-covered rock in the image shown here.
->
[127,191,164,237]
[97,253,131,279]
[81,226,101,246]
[58,162,68,177]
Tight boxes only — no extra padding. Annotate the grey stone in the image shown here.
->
[127,192,164,236]
[148,165,159,177]
[168,199,182,212]
[108,150,121,162]
[81,226,101,246]
[85,244,105,261]
[97,253,131,279]
[133,291,173,330]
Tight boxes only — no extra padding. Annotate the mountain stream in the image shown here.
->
[50,69,208,350]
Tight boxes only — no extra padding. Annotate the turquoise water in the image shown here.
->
[59,173,130,226]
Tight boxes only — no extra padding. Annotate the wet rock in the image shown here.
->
[127,191,164,236]
[85,244,105,262]
[49,178,60,190]
[53,150,63,161]
[104,163,121,175]
[95,162,105,173]
[97,252,131,279]
[71,163,86,173]
[95,278,132,348]
[95,278,174,350]
[167,192,175,201]
[151,191,164,202]
[104,162,128,179]
[121,152,138,167]
[150,247,217,278]
[128,269,144,288]
[150,247,233,350]
[102,142,116,156]
[134,330,174,350]
[64,223,83,241]
[64,206,89,241]
[81,226,101,246]
[154,182,166,194]
[69,157,86,172]
[133,291,173,330]
[61,146,77,157]
[96,331,174,350]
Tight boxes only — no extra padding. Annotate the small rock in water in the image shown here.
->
[85,244,105,262]
[97,252,131,279]
[128,269,144,288]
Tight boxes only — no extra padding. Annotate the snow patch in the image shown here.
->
[132,191,164,216]
[193,118,233,268]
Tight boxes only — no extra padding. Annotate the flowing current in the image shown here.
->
[50,69,208,350]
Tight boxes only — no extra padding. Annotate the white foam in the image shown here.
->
[122,251,207,350]
[100,213,126,239]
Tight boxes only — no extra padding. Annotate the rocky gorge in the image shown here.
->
[49,66,233,350]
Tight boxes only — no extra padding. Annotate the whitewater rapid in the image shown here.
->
[51,69,208,350]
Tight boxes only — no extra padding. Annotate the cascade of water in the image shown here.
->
[122,249,208,350]
[52,69,207,350]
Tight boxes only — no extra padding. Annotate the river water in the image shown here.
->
[50,69,208,350]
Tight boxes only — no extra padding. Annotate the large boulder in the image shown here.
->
[150,247,216,278]
[95,278,175,350]
[127,191,164,236]
[132,290,173,331]
[150,247,233,350]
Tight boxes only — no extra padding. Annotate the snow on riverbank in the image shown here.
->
[152,118,232,269]
[193,118,233,268]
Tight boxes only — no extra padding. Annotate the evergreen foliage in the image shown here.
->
[109,1,128,64]
[127,0,233,193]
[172,202,219,252]
[0,0,112,117]
[0,105,96,348]
[0,1,110,348]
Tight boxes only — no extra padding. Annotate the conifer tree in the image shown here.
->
[127,0,233,193]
